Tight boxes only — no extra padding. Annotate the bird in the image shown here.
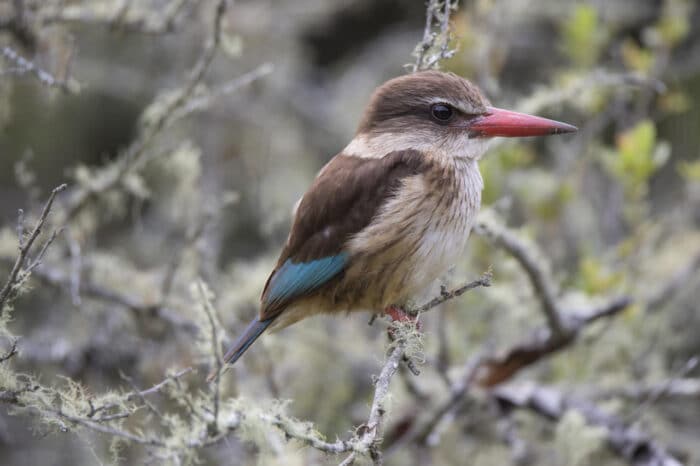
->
[212,71,576,377]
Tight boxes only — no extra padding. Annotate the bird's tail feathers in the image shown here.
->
[206,317,274,382]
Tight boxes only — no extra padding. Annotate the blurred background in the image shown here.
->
[1,0,699,465]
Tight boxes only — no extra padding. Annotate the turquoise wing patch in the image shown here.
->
[263,253,348,310]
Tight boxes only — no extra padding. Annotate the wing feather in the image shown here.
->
[259,150,430,320]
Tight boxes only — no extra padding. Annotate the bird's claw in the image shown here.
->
[385,305,422,331]
[385,306,422,376]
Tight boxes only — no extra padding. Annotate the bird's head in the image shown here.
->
[348,71,577,161]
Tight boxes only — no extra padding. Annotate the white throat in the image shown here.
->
[344,132,491,161]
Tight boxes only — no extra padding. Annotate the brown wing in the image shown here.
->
[259,150,430,321]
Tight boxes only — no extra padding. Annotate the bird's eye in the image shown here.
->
[430,103,454,123]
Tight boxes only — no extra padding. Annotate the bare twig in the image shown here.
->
[0,338,19,363]
[0,184,66,314]
[169,62,274,121]
[623,357,699,423]
[412,0,439,71]
[1,46,78,92]
[133,367,194,398]
[411,269,492,315]
[47,408,166,447]
[592,377,700,402]
[91,367,193,417]
[262,413,353,454]
[412,0,459,72]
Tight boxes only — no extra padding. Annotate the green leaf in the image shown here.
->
[562,5,604,67]
[604,120,668,198]
[678,159,700,182]
[655,0,691,46]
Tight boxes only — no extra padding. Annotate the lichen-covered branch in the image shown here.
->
[6,259,199,334]
[492,383,683,466]
[474,211,567,337]
[412,0,459,72]
[0,184,66,315]
[339,344,405,466]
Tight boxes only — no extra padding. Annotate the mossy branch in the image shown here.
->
[0,184,66,316]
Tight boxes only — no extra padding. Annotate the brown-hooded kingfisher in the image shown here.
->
[215,71,577,374]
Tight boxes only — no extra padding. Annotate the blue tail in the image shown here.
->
[223,317,274,365]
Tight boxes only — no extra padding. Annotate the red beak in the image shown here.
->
[469,106,578,138]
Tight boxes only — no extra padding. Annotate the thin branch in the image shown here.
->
[492,383,683,466]
[412,0,459,72]
[475,212,567,338]
[133,367,193,398]
[25,225,64,274]
[422,0,459,70]
[0,338,19,363]
[262,413,353,454]
[592,377,700,402]
[91,367,193,417]
[16,209,25,247]
[411,269,492,315]
[47,408,166,447]
[169,62,274,121]
[623,357,698,423]
[412,0,439,72]
[197,281,222,434]
[0,184,66,314]
[343,344,405,465]
[1,46,78,92]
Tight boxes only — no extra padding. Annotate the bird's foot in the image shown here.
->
[385,306,423,376]
[385,305,422,331]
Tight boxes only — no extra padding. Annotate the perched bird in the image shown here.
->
[215,71,576,373]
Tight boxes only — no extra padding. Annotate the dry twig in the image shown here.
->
[412,0,459,72]
[412,269,493,316]
[1,46,78,92]
[0,184,66,315]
